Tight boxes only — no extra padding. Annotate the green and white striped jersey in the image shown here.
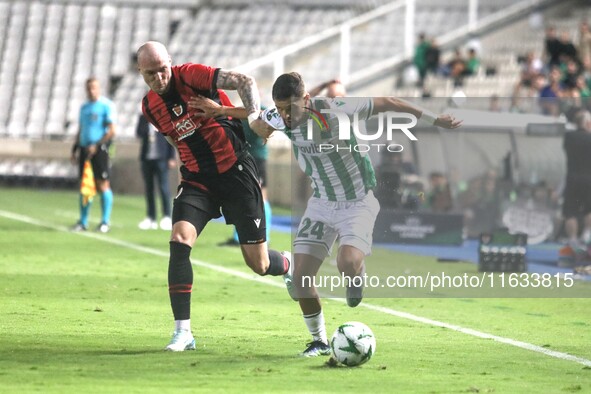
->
[262,97,377,202]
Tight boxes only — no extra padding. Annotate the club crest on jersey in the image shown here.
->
[172,104,184,117]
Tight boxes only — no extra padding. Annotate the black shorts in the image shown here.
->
[562,180,591,218]
[253,157,267,188]
[172,154,266,244]
[79,144,111,181]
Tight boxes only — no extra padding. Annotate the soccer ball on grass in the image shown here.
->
[330,321,376,367]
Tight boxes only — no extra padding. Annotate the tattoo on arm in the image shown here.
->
[216,69,260,115]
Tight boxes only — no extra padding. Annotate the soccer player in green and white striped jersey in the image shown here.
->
[258,72,461,357]
[265,96,376,202]
[189,72,461,357]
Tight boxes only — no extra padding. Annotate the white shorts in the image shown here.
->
[293,191,380,261]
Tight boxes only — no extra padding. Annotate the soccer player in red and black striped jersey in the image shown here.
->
[137,41,293,352]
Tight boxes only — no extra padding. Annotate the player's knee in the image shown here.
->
[337,257,363,275]
[170,221,197,245]
[249,260,268,276]
[170,233,187,245]
[170,231,195,246]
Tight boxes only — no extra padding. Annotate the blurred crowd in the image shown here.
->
[412,21,591,117]
[374,151,564,240]
[413,32,481,91]
[511,22,591,115]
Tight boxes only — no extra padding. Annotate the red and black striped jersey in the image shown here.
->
[141,63,245,177]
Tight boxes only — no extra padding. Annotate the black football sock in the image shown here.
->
[264,249,289,276]
[168,241,193,321]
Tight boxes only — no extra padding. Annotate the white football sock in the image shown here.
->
[303,310,327,344]
[175,319,191,332]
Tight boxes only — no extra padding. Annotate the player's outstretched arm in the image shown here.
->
[186,95,274,141]
[187,95,249,119]
[372,97,462,129]
[215,69,260,125]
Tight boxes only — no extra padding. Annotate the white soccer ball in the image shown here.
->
[330,321,376,367]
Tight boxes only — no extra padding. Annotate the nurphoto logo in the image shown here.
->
[305,108,418,153]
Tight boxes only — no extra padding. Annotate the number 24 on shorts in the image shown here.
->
[297,218,325,239]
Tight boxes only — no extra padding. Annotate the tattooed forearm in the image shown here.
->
[216,69,260,115]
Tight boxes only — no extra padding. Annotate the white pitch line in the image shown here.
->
[1,209,590,368]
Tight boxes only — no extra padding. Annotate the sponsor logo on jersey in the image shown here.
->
[297,143,325,154]
[174,117,198,140]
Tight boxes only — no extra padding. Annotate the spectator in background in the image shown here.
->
[544,26,562,67]
[136,113,176,231]
[463,48,480,76]
[575,74,591,108]
[531,180,557,210]
[539,66,566,116]
[520,51,544,87]
[583,57,591,87]
[511,52,543,112]
[426,171,453,213]
[562,58,581,88]
[413,33,430,88]
[578,22,591,66]
[559,31,578,65]
[425,38,441,76]
[446,48,466,87]
[512,73,546,113]
[459,171,501,237]
[561,60,585,113]
[70,77,116,233]
[562,108,591,248]
[401,178,425,211]
[375,153,417,209]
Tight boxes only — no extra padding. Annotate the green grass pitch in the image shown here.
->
[0,187,590,393]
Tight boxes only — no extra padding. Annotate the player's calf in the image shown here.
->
[346,264,365,308]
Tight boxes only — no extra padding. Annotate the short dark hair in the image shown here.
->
[272,72,305,101]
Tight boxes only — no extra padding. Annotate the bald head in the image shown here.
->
[137,41,173,95]
[137,41,169,66]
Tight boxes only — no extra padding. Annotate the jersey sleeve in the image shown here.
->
[104,100,116,125]
[181,63,218,91]
[217,89,234,107]
[330,97,374,121]
[260,107,286,131]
